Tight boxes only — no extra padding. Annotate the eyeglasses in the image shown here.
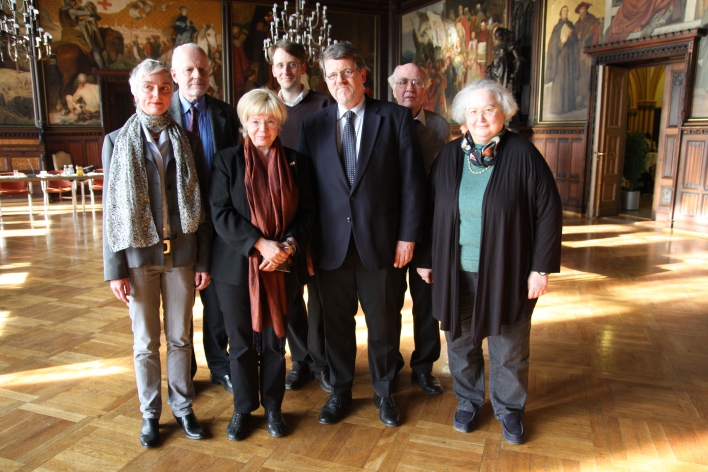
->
[273,62,301,70]
[247,119,279,130]
[324,69,360,82]
[395,78,425,89]
[465,107,498,120]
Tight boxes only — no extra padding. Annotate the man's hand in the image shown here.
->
[195,272,210,291]
[109,278,131,304]
[416,268,433,284]
[527,272,548,299]
[394,241,415,268]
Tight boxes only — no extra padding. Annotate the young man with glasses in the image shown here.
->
[268,41,334,394]
[388,63,451,396]
[298,42,425,427]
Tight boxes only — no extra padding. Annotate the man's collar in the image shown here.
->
[414,107,426,127]
[279,86,308,107]
[179,93,206,114]
[337,95,366,119]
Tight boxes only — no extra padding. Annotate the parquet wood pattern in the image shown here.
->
[1,198,708,471]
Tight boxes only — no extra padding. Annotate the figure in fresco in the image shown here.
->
[59,0,105,68]
[174,6,197,46]
[232,24,250,99]
[545,5,579,115]
[456,5,470,46]
[64,73,99,122]
[606,0,685,43]
[574,2,600,108]
[477,21,489,76]
[251,10,274,87]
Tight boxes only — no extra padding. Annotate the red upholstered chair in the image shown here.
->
[0,172,33,220]
[44,170,73,202]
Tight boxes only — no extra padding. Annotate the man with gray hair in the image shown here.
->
[298,41,425,427]
[388,62,450,396]
[169,43,240,393]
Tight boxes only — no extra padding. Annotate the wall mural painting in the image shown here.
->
[232,4,376,101]
[0,57,35,126]
[690,4,708,119]
[39,0,223,126]
[400,0,508,123]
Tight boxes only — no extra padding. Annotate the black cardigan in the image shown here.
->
[208,141,316,286]
[417,131,562,343]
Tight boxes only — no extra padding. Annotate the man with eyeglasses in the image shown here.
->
[298,41,425,427]
[388,63,451,396]
[169,43,241,394]
[269,40,334,394]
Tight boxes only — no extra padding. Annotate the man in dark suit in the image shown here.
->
[389,63,451,395]
[169,43,240,393]
[298,42,425,427]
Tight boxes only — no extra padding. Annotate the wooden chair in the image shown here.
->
[89,168,103,210]
[52,151,73,172]
[0,172,33,220]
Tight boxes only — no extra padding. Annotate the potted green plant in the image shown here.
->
[621,130,649,211]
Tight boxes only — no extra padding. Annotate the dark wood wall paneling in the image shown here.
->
[44,130,104,170]
[530,127,586,213]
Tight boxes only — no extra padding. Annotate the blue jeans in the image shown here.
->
[445,271,531,419]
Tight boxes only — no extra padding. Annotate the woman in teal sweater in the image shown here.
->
[416,79,562,444]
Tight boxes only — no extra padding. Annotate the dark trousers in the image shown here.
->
[286,280,328,373]
[213,280,286,413]
[200,282,230,377]
[395,263,441,374]
[317,240,404,398]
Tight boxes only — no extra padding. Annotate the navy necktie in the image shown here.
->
[341,110,357,187]
[188,105,200,136]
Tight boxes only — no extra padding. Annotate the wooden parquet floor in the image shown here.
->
[1,198,708,471]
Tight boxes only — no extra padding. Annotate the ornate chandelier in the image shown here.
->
[0,0,52,63]
[263,1,335,69]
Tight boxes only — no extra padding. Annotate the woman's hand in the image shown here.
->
[110,278,130,304]
[527,272,548,299]
[254,237,289,271]
[417,268,433,284]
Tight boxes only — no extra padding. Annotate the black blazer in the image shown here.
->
[208,143,316,286]
[297,96,425,271]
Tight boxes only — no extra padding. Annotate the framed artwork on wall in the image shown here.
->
[690,12,708,119]
[400,0,509,123]
[0,58,36,126]
[40,0,224,127]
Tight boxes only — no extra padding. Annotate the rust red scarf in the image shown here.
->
[243,136,298,339]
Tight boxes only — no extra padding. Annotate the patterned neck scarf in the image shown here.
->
[104,107,204,252]
[461,129,505,168]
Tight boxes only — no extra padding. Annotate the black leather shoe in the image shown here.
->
[210,374,234,393]
[174,413,206,440]
[412,372,443,395]
[374,395,400,427]
[139,418,159,448]
[318,394,352,424]
[266,410,287,437]
[313,370,333,393]
[285,368,311,390]
[226,412,250,441]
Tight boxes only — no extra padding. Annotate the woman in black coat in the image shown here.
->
[209,88,315,441]
[416,79,562,444]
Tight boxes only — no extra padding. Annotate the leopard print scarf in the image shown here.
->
[105,107,204,252]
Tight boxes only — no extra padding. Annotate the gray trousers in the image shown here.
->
[128,256,195,419]
[446,271,531,419]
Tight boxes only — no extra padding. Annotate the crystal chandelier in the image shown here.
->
[263,1,335,69]
[0,0,52,63]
